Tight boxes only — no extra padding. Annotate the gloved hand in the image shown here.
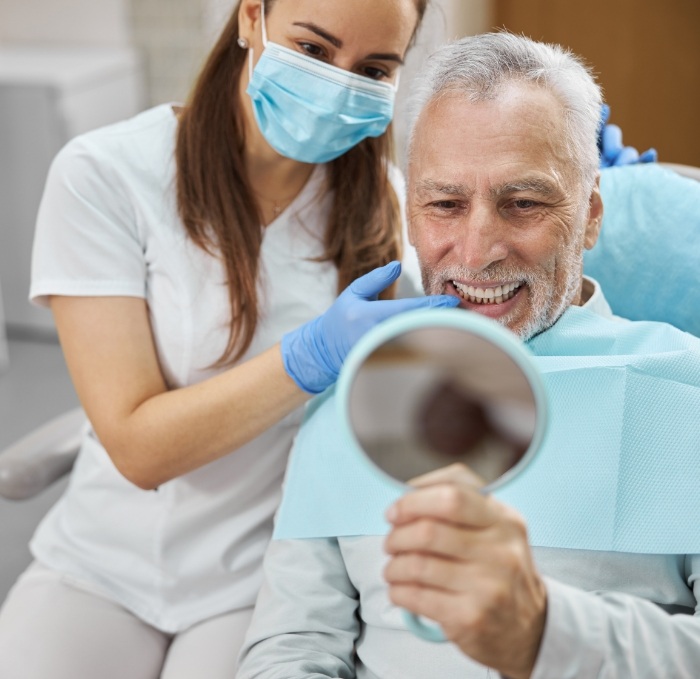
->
[598,103,657,168]
[282,261,460,394]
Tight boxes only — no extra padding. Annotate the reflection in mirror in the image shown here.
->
[348,327,538,488]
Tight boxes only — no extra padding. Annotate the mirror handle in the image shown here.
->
[401,610,446,643]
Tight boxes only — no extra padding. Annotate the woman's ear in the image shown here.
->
[584,175,604,250]
[238,0,263,45]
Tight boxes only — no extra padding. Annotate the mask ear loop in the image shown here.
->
[248,0,269,82]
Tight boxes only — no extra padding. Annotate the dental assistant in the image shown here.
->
[0,2,457,678]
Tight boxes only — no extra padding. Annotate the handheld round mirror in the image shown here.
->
[336,308,548,642]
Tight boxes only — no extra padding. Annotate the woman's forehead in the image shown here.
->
[269,0,420,54]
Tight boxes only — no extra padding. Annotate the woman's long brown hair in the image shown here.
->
[176,0,428,366]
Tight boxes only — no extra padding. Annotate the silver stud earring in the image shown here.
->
[237,37,249,49]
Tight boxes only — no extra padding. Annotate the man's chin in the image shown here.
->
[459,298,553,341]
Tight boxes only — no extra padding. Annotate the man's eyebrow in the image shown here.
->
[492,179,560,198]
[292,23,404,64]
[415,179,470,196]
[293,22,342,48]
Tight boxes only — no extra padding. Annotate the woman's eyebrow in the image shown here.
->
[293,22,343,48]
[366,52,405,65]
[292,22,405,64]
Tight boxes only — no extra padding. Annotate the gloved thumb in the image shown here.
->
[601,124,623,163]
[348,261,402,300]
[614,146,640,166]
[639,148,658,163]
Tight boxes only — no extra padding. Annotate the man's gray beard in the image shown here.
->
[419,253,584,341]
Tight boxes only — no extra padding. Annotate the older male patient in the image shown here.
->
[237,34,700,679]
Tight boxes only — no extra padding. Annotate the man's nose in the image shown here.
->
[455,205,509,271]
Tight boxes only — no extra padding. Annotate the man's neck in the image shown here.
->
[579,277,594,306]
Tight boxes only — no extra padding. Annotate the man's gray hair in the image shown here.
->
[408,32,603,188]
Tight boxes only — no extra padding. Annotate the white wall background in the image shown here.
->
[393,0,493,165]
[0,0,494,107]
[0,0,132,46]
[0,0,214,105]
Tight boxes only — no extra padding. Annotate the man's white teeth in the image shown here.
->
[452,281,522,304]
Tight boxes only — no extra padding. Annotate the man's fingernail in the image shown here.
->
[385,504,398,522]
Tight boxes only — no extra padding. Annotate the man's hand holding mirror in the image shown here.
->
[337,308,548,676]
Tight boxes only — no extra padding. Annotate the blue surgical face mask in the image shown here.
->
[245,5,398,164]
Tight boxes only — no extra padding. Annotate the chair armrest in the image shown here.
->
[0,407,86,501]
[660,162,700,182]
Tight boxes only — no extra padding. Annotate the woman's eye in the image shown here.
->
[299,42,325,59]
[361,66,390,80]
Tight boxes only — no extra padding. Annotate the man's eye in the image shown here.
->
[431,201,459,209]
[513,199,539,210]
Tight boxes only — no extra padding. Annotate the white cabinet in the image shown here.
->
[0,46,144,336]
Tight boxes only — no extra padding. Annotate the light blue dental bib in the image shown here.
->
[274,306,700,553]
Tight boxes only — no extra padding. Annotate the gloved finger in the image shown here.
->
[397,295,460,309]
[596,104,610,156]
[601,124,623,162]
[639,148,658,163]
[348,261,402,299]
[372,295,460,320]
[613,146,640,166]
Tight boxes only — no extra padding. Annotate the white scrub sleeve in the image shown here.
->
[30,136,147,308]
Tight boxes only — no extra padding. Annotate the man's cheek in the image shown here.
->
[414,222,453,262]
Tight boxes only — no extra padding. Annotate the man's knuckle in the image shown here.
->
[438,486,463,515]
[410,554,432,580]
[488,580,511,608]
[418,520,439,548]
[501,507,529,538]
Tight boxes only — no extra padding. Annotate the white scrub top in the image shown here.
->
[29,104,419,632]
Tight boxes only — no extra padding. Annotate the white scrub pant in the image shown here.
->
[0,562,254,679]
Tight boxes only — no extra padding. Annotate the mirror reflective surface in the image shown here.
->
[347,325,541,490]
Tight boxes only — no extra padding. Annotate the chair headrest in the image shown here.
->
[584,164,700,336]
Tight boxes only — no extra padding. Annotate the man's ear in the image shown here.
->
[584,174,604,250]
[405,170,416,246]
[406,214,416,246]
[238,0,263,44]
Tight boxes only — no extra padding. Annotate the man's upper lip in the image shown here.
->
[450,279,522,288]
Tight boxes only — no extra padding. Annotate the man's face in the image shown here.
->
[408,82,603,340]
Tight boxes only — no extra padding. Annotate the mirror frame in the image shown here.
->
[336,308,549,493]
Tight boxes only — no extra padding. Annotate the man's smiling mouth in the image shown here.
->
[452,281,523,305]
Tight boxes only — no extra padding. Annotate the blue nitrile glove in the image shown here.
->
[598,103,657,168]
[281,261,460,394]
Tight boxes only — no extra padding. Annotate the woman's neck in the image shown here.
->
[237,70,315,223]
